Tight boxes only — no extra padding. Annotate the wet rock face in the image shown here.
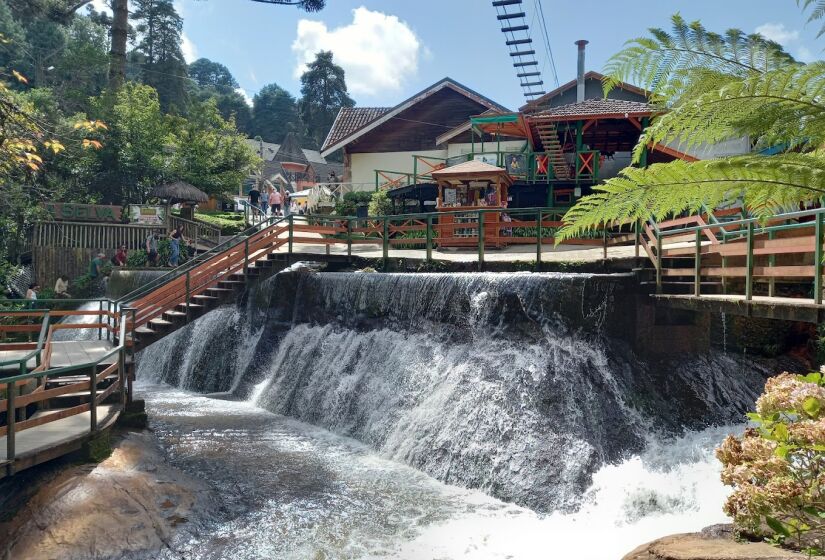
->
[623,531,813,560]
[3,433,212,560]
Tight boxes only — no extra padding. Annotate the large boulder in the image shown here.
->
[624,528,819,560]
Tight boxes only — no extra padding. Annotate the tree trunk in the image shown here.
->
[109,0,129,90]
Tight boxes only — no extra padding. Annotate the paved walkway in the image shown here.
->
[0,340,115,373]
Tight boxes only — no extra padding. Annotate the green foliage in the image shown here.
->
[560,9,824,241]
[717,372,825,552]
[799,0,825,38]
[299,51,354,150]
[193,210,245,234]
[188,58,238,92]
[368,189,393,217]
[334,191,372,216]
[252,83,299,143]
[124,238,192,267]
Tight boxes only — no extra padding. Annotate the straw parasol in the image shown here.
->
[149,181,209,204]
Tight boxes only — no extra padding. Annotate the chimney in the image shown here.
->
[575,40,588,103]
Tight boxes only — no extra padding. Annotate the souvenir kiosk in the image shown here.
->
[431,160,513,248]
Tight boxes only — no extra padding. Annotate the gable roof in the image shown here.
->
[320,78,509,157]
[530,98,656,122]
[519,71,649,112]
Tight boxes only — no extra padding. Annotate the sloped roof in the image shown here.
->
[302,148,327,164]
[531,98,656,121]
[322,107,391,153]
[320,78,509,156]
[244,139,280,161]
[149,181,209,203]
[520,71,649,112]
[431,160,506,176]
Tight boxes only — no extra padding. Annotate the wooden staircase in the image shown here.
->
[531,120,571,180]
[122,218,291,352]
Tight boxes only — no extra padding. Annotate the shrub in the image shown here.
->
[123,240,193,268]
[368,190,393,217]
[334,191,372,216]
[717,371,825,553]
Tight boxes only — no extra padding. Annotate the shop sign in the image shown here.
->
[128,205,167,225]
[43,202,122,222]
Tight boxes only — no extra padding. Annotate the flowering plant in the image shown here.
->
[717,371,825,552]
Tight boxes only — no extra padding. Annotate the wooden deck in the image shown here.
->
[0,340,116,373]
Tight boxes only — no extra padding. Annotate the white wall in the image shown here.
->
[350,149,446,185]
[665,137,751,160]
[446,140,527,158]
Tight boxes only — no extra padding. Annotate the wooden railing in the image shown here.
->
[0,307,128,469]
[34,221,166,250]
[169,215,221,249]
[644,207,825,303]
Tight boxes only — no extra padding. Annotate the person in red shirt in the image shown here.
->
[112,245,128,267]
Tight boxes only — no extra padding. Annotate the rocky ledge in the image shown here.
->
[624,525,822,560]
[0,431,211,559]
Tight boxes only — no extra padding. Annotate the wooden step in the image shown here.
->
[175,302,204,314]
[135,326,156,336]
[191,294,218,303]
[162,310,187,322]
[148,318,174,331]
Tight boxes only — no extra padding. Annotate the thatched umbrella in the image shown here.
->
[149,181,209,223]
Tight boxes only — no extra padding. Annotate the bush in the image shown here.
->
[368,190,393,217]
[717,371,825,553]
[334,191,372,216]
[194,211,246,235]
[123,240,193,268]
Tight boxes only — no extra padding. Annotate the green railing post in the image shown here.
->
[7,379,15,464]
[635,219,641,259]
[185,270,191,323]
[89,365,97,432]
[535,209,542,271]
[243,238,249,279]
[745,221,755,301]
[656,231,663,294]
[98,299,103,340]
[426,214,433,263]
[816,213,823,305]
[477,210,485,271]
[288,214,294,255]
[382,217,389,270]
[768,230,776,298]
[694,229,702,297]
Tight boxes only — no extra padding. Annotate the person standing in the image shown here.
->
[248,185,261,219]
[90,252,106,278]
[145,233,159,267]
[270,188,282,216]
[283,192,291,218]
[54,275,71,298]
[168,227,187,267]
[112,245,128,267]
[25,283,39,301]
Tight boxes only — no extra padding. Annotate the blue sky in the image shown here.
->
[141,0,823,110]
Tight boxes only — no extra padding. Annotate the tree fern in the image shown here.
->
[557,154,825,241]
[603,14,795,100]
[799,0,825,37]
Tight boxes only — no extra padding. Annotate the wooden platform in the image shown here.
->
[0,340,116,373]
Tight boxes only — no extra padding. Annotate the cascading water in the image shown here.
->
[134,266,792,558]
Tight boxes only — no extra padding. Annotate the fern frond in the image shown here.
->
[557,154,825,241]
[632,63,825,161]
[603,14,796,100]
[799,0,825,38]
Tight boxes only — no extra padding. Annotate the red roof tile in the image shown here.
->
[531,98,656,120]
[321,107,391,152]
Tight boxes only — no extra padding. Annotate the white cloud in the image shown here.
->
[181,32,198,64]
[235,87,254,107]
[797,46,816,63]
[291,7,422,97]
[755,22,800,45]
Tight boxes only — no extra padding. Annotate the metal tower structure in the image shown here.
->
[492,0,546,103]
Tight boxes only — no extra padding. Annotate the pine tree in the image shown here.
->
[130,0,187,112]
[252,83,299,143]
[298,51,354,150]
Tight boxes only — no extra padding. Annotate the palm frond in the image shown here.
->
[603,14,796,100]
[556,153,825,241]
[799,0,825,38]
[632,62,825,160]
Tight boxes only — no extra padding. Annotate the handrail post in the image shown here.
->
[477,210,485,272]
[7,380,15,464]
[535,209,542,271]
[635,219,640,259]
[745,221,754,301]
[185,270,191,323]
[346,219,352,261]
[288,214,294,256]
[656,231,663,294]
[816,212,823,305]
[382,217,389,270]
[694,229,701,297]
[89,364,97,432]
[98,299,103,340]
[426,214,433,263]
[243,238,249,280]
[768,230,776,298]
[129,308,136,404]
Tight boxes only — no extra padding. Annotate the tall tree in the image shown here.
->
[298,50,353,150]
[131,0,187,112]
[252,83,298,142]
[189,58,237,92]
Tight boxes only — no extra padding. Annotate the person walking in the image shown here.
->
[168,227,187,267]
[145,233,159,267]
[270,188,282,216]
[90,252,106,278]
[283,192,291,218]
[248,185,261,220]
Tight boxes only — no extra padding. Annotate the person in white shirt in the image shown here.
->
[54,275,71,298]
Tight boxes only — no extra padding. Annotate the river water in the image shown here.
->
[139,382,734,560]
